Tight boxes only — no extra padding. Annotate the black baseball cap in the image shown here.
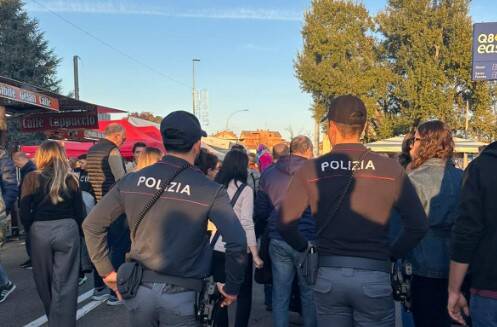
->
[321,95,367,125]
[160,111,207,148]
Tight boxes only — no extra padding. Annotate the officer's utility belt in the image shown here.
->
[142,269,203,292]
[319,255,391,273]
[117,262,205,298]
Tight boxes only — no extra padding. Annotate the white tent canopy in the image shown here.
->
[366,136,487,154]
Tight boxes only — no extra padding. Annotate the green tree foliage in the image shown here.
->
[0,0,60,90]
[129,112,163,124]
[297,0,497,142]
[0,0,61,148]
[295,0,394,140]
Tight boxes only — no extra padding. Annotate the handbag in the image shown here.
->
[298,150,369,285]
[117,162,190,299]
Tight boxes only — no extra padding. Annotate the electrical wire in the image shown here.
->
[30,0,191,89]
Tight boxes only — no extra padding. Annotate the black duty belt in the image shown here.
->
[141,270,203,292]
[319,255,391,273]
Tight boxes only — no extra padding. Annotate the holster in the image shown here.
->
[117,261,143,300]
[195,276,220,327]
[298,244,319,286]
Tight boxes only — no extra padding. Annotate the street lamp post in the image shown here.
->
[225,109,249,131]
[192,58,200,116]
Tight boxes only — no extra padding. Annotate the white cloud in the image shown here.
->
[25,0,302,21]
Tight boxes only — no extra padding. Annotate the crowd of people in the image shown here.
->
[0,97,495,327]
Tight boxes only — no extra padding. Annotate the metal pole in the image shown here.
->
[192,59,200,116]
[463,98,470,168]
[73,55,80,100]
[225,109,249,130]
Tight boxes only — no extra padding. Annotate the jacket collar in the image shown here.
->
[331,143,367,153]
[419,158,446,167]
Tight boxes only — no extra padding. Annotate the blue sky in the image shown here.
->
[24,0,496,138]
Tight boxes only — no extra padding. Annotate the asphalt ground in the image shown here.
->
[0,238,304,327]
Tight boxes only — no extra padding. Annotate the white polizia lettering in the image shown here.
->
[136,176,191,196]
[321,160,376,172]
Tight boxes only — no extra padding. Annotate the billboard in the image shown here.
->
[472,23,497,81]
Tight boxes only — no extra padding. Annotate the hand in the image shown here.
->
[253,256,264,269]
[216,283,237,308]
[103,271,123,301]
[448,291,469,326]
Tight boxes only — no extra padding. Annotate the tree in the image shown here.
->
[295,0,394,140]
[377,0,497,139]
[0,0,60,90]
[0,0,61,148]
[129,112,163,124]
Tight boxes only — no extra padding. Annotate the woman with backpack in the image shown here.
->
[20,141,84,327]
[212,149,263,327]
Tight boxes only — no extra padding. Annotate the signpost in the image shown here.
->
[472,23,497,81]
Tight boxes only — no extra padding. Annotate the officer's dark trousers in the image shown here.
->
[411,275,451,327]
[212,250,253,327]
[30,219,80,327]
[313,267,395,327]
[124,283,200,327]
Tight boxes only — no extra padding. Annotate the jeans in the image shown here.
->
[411,275,451,327]
[269,239,317,327]
[313,267,394,327]
[471,295,497,327]
[0,263,9,287]
[93,214,131,293]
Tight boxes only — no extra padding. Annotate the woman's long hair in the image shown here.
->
[215,150,248,188]
[136,147,163,170]
[412,120,454,169]
[34,141,77,204]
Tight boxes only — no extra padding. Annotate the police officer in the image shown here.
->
[278,95,428,327]
[83,111,248,327]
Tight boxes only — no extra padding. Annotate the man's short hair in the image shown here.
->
[132,142,147,153]
[104,123,125,137]
[333,122,365,138]
[272,143,289,160]
[78,154,87,160]
[290,136,313,155]
[164,142,196,154]
[12,151,29,161]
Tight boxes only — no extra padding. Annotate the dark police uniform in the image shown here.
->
[83,111,248,327]
[279,96,428,327]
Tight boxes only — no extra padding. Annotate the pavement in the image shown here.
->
[0,238,303,327]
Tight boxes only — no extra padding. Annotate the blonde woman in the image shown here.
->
[135,147,163,170]
[20,141,84,327]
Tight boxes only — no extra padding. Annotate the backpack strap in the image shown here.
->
[210,183,247,247]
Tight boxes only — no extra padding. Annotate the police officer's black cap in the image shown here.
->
[321,95,367,125]
[160,111,207,147]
